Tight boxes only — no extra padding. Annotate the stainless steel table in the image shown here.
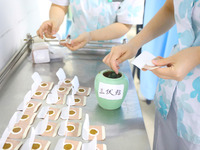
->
[0,42,150,150]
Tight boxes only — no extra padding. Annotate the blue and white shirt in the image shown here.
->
[155,0,200,144]
[50,0,144,42]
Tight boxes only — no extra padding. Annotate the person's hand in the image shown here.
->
[103,42,138,74]
[151,47,200,81]
[37,20,60,39]
[61,32,91,51]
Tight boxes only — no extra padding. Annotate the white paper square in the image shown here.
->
[131,51,158,70]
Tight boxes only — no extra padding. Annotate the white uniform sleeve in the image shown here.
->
[117,0,144,25]
[50,0,69,6]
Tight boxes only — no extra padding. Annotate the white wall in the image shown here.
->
[0,0,66,72]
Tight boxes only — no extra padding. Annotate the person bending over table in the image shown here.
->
[37,0,144,50]
[103,0,200,149]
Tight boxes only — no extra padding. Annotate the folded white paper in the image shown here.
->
[35,115,49,135]
[0,128,10,149]
[56,68,66,85]
[21,128,36,150]
[54,137,66,150]
[0,111,23,149]
[28,128,36,149]
[131,51,159,70]
[8,111,23,130]
[58,120,69,136]
[46,89,59,105]
[82,114,90,140]
[47,85,64,105]
[71,76,79,94]
[51,85,59,93]
[31,82,39,95]
[60,106,70,120]
[37,106,50,119]
[32,72,42,86]
[82,136,97,150]
[66,94,75,106]
[17,90,32,111]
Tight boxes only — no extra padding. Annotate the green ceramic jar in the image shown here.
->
[94,69,129,110]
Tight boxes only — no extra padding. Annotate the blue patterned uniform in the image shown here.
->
[50,0,144,42]
[155,0,200,145]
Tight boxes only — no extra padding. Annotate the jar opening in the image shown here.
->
[103,71,122,79]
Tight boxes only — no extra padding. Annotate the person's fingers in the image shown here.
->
[156,56,163,59]
[51,26,58,35]
[142,68,147,71]
[70,36,83,45]
[37,26,45,39]
[65,44,75,50]
[115,60,120,72]
[109,53,122,74]
[151,67,175,79]
[102,54,108,64]
[62,42,74,49]
[112,60,119,74]
[62,36,85,50]
[44,33,55,38]
[70,35,89,48]
[37,22,52,39]
[37,21,60,39]
[110,53,129,74]
[105,46,127,74]
[103,43,134,74]
[44,21,56,35]
[61,38,85,51]
[116,52,131,65]
[60,42,68,47]
[36,30,42,38]
[152,56,172,66]
[45,25,55,38]
[107,51,116,71]
[103,53,112,68]
[65,42,86,51]
[107,54,119,74]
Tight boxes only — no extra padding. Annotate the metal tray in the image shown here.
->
[0,41,150,150]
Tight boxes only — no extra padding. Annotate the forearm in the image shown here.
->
[90,23,132,41]
[198,48,200,64]
[129,0,175,50]
[49,4,68,27]
[189,46,200,65]
[151,46,200,81]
